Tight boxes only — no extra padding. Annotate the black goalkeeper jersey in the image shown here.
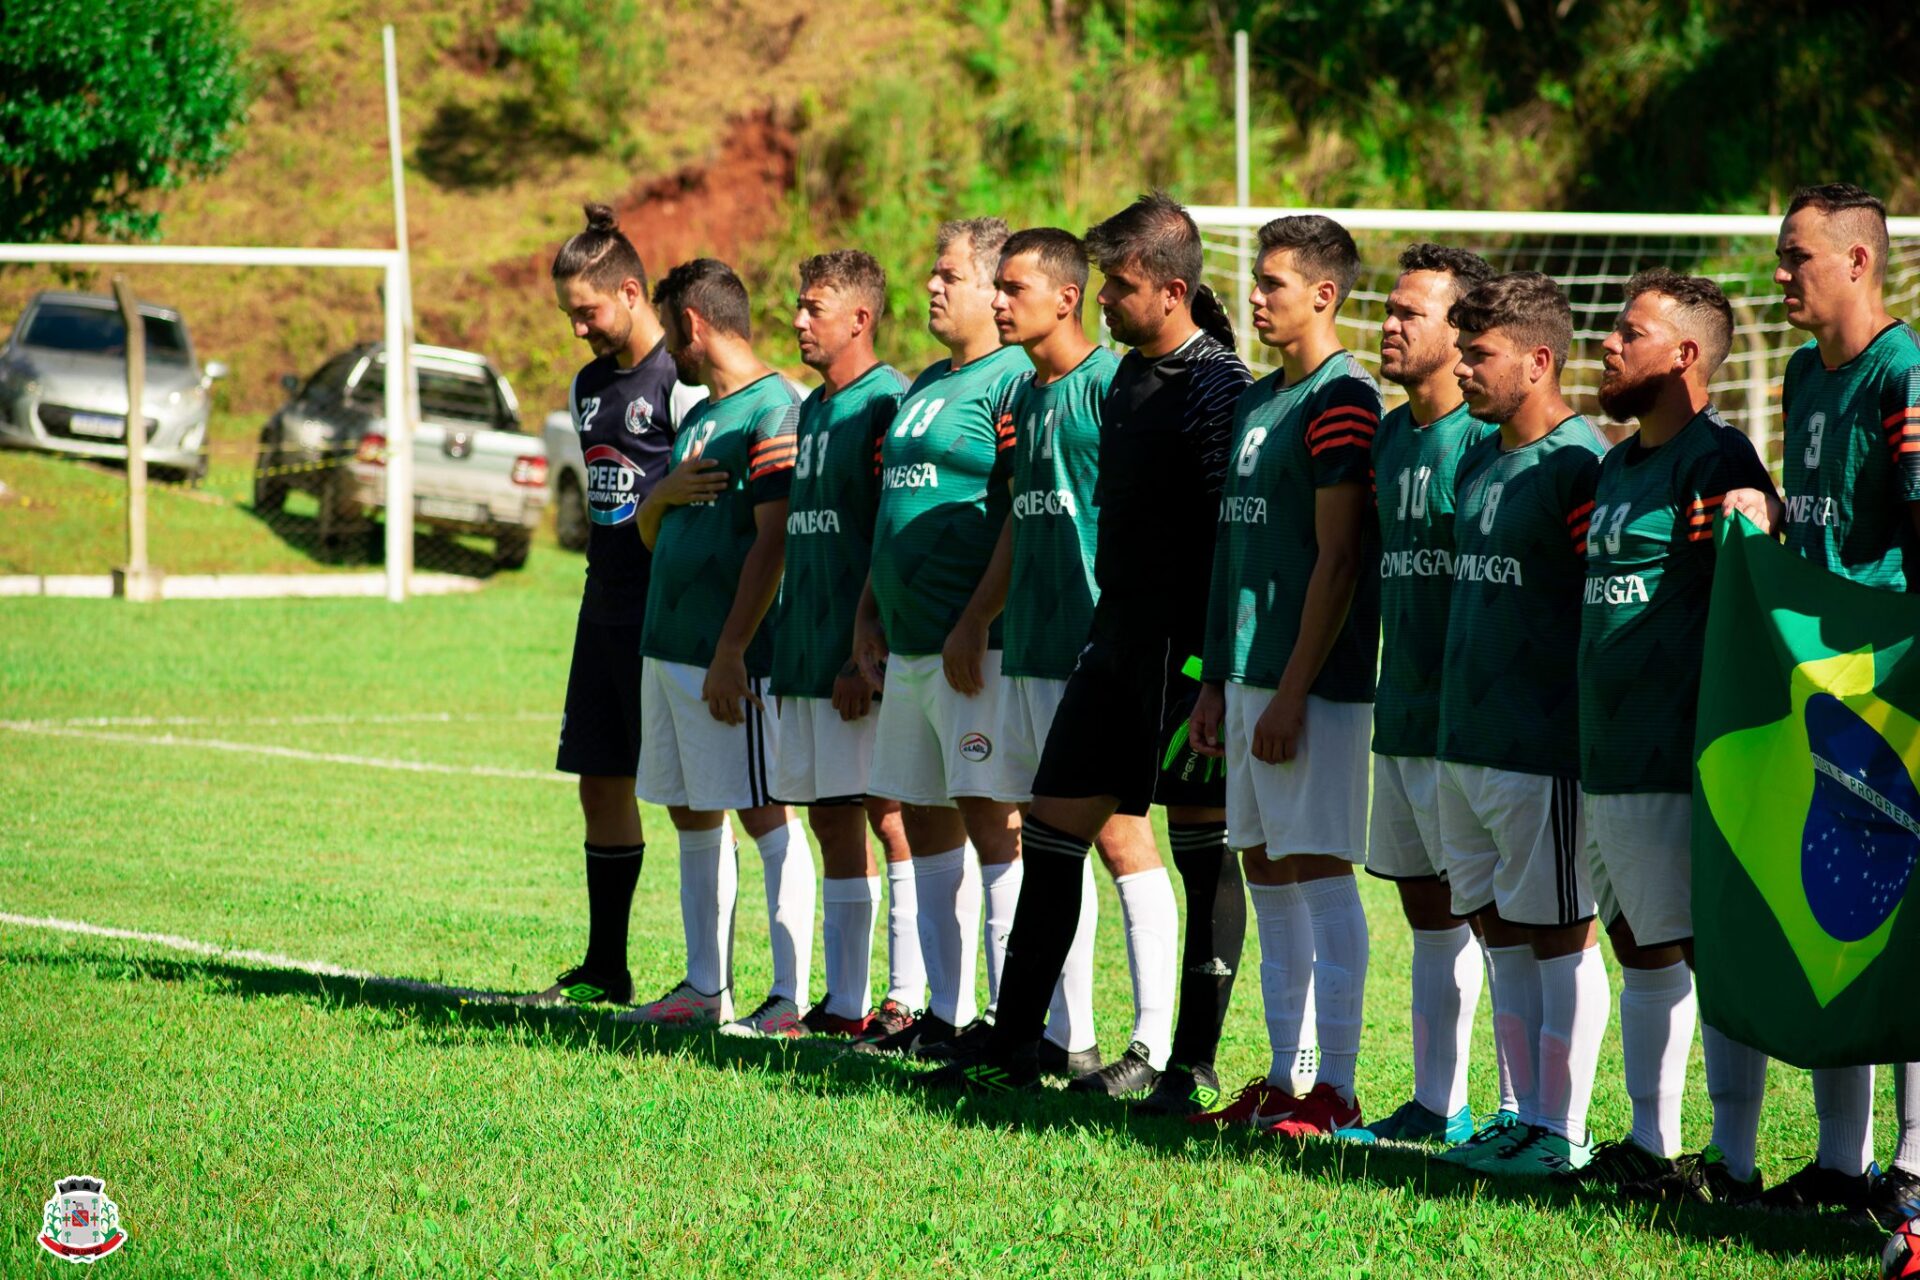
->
[1089,331,1253,654]
[569,341,686,625]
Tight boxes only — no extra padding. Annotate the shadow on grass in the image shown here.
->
[414,99,597,191]
[13,945,1882,1264]
[245,499,507,578]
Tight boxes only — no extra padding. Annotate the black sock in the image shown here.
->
[988,818,1090,1051]
[582,841,644,974]
[1167,821,1242,1070]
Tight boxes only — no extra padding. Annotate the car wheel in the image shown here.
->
[315,469,364,557]
[495,529,532,570]
[553,473,589,551]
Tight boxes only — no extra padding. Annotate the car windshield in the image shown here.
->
[22,303,191,365]
[356,361,504,428]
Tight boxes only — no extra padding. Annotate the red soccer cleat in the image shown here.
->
[1188,1077,1294,1128]
[1265,1082,1361,1137]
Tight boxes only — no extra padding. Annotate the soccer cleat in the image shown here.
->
[916,1015,994,1062]
[918,1042,1042,1095]
[848,1011,956,1058]
[718,995,804,1039]
[856,998,916,1044]
[1037,1037,1102,1079]
[1870,1167,1920,1230]
[1757,1159,1877,1215]
[1670,1146,1764,1207]
[1435,1110,1526,1168]
[1481,1125,1591,1177]
[1338,1098,1472,1146]
[1549,1138,1674,1191]
[1188,1077,1292,1128]
[1069,1042,1162,1098]
[617,981,732,1027]
[799,999,872,1038]
[1133,1062,1222,1117]
[1266,1082,1361,1137]
[509,964,633,1007]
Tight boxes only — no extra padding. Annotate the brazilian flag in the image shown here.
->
[1693,515,1920,1068]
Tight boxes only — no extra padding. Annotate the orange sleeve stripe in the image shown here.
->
[1686,529,1716,542]
[750,438,796,459]
[1899,439,1920,455]
[1309,432,1373,455]
[1566,500,1595,524]
[1883,406,1920,428]
[1306,409,1379,443]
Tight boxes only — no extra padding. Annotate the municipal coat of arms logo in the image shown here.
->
[39,1176,126,1263]
[626,396,654,435]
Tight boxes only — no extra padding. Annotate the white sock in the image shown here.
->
[884,858,925,1007]
[1484,939,1518,1114]
[678,824,737,997]
[1411,924,1479,1118]
[1537,946,1610,1143]
[1115,867,1178,1069]
[1813,1064,1875,1176]
[1898,1063,1920,1176]
[913,845,979,1027]
[1703,1025,1767,1181]
[1620,962,1696,1158]
[821,876,879,1020]
[1250,881,1317,1094]
[979,857,1023,1011]
[753,818,814,1002]
[1299,875,1368,1101]
[1044,857,1099,1054]
[1487,944,1541,1126]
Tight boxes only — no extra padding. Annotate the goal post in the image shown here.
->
[1185,206,1920,465]
[0,242,415,600]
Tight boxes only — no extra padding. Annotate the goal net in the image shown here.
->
[1186,207,1920,469]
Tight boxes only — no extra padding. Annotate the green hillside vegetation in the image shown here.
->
[4,0,1917,442]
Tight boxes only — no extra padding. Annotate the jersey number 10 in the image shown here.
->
[1393,465,1433,519]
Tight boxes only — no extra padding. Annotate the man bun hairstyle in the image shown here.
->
[1624,267,1735,377]
[1255,214,1361,304]
[552,202,649,294]
[1788,182,1891,282]
[1085,190,1204,293]
[799,249,888,323]
[1190,284,1236,349]
[1397,242,1495,304]
[654,258,752,341]
[1448,271,1573,370]
[937,216,1011,283]
[1001,227,1089,293]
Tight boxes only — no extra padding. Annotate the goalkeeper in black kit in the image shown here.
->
[921,192,1256,1111]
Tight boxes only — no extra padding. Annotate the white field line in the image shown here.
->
[0,911,494,1000]
[7,710,553,729]
[0,720,570,783]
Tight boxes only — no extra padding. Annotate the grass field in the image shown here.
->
[0,550,1899,1278]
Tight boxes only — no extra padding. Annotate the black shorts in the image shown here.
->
[555,616,644,777]
[1031,636,1225,817]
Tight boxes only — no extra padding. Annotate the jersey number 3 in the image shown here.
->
[1803,411,1826,471]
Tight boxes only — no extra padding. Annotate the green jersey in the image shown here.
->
[995,346,1117,679]
[640,373,798,675]
[1780,322,1920,590]
[771,363,908,698]
[1578,408,1772,794]
[1202,352,1381,697]
[1372,401,1495,757]
[870,345,1030,656]
[1438,415,1606,778]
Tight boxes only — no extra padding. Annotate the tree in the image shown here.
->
[0,0,251,242]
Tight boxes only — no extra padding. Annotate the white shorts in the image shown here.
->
[1437,760,1591,927]
[1222,685,1370,859]
[991,675,1068,804]
[636,657,779,812]
[1586,791,1693,947]
[772,695,877,805]
[867,653,1005,807]
[1367,753,1446,880]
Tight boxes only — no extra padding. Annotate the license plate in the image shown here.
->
[417,497,486,523]
[69,413,125,439]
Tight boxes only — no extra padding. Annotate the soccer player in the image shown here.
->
[623,258,808,1035]
[774,250,923,1039]
[1745,182,1920,1217]
[1430,272,1610,1176]
[920,192,1252,1109]
[520,203,703,1009]
[1183,215,1380,1138]
[1560,270,1776,1198]
[1343,243,1504,1145]
[984,226,1182,1093]
[849,218,1032,1055]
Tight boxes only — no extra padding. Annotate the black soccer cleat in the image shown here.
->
[1131,1061,1222,1117]
[1670,1146,1764,1206]
[849,1011,956,1058]
[917,1041,1042,1096]
[1868,1165,1920,1230]
[915,1015,994,1062]
[1068,1041,1162,1098]
[1757,1159,1876,1215]
[510,963,632,1007]
[1037,1037,1101,1079]
[1550,1139,1675,1193]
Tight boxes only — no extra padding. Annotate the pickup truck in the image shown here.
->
[256,343,546,567]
